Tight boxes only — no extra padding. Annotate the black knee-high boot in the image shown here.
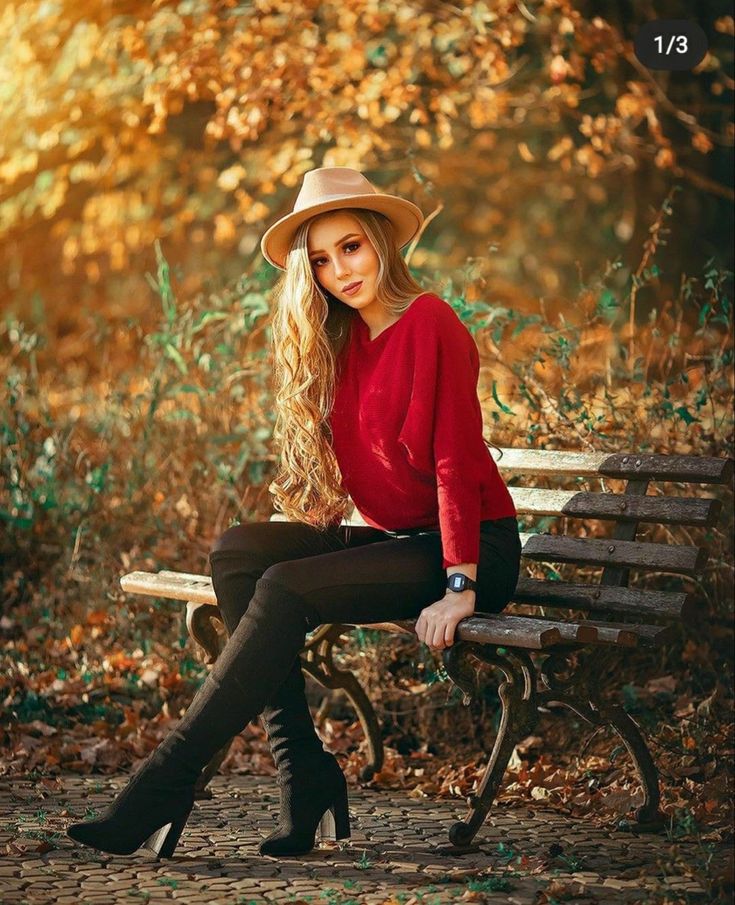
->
[214,570,346,857]
[210,552,342,855]
[66,578,350,859]
[258,661,346,856]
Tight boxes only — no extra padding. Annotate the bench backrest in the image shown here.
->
[493,448,731,629]
[273,448,732,630]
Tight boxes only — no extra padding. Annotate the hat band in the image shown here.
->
[294,191,376,212]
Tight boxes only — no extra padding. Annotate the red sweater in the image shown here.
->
[329,292,517,568]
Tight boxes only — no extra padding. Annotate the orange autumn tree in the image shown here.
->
[1,0,731,348]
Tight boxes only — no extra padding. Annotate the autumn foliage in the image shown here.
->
[0,0,733,873]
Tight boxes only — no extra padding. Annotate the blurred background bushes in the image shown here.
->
[0,1,733,831]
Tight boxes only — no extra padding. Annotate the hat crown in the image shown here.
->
[260,165,423,270]
[295,167,376,212]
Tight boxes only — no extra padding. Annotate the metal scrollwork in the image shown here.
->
[538,643,665,831]
[300,624,384,782]
[440,642,540,849]
[588,701,666,831]
[535,645,598,725]
[186,602,225,664]
[189,616,383,793]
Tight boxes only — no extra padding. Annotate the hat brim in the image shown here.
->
[260,194,424,270]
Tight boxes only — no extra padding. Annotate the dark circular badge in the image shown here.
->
[634,19,709,71]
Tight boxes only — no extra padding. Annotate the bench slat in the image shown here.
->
[581,622,638,646]
[550,622,600,644]
[512,577,694,621]
[120,571,216,605]
[509,487,721,527]
[493,448,733,484]
[360,615,567,649]
[510,617,637,647]
[118,572,587,649]
[120,570,696,627]
[463,614,593,647]
[502,613,675,647]
[159,569,212,583]
[534,619,673,646]
[519,533,707,575]
[578,620,676,646]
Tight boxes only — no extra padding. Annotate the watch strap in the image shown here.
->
[446,572,478,593]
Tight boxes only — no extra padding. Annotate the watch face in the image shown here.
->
[450,575,464,590]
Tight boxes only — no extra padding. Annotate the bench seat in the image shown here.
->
[119,446,732,852]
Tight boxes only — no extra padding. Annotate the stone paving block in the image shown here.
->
[1,773,728,905]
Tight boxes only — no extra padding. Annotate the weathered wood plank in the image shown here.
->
[275,492,724,532]
[357,615,565,649]
[512,577,695,621]
[159,569,213,583]
[519,533,707,575]
[581,622,638,646]
[514,617,638,647]
[120,571,216,605]
[492,448,733,484]
[508,487,721,527]
[120,568,698,625]
[544,622,600,644]
[524,619,675,647]
[511,613,675,646]
[577,620,676,646]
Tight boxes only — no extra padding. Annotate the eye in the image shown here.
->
[311,242,360,268]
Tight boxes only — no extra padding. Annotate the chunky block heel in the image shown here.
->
[317,806,335,840]
[141,807,190,859]
[317,784,350,842]
[333,792,351,841]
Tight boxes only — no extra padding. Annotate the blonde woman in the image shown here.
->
[67,167,522,860]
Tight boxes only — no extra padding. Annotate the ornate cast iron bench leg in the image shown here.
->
[592,701,666,831]
[538,646,666,832]
[441,642,540,852]
[300,624,384,782]
[184,604,383,795]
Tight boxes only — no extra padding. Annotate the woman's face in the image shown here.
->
[306,212,381,310]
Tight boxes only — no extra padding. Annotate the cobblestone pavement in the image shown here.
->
[0,774,728,904]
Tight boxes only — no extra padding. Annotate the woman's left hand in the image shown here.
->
[414,591,476,651]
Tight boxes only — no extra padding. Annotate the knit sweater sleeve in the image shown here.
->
[397,299,484,568]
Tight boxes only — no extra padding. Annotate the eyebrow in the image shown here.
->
[308,233,361,258]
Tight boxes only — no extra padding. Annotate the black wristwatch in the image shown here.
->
[447,573,478,594]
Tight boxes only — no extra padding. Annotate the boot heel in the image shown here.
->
[332,790,351,841]
[141,806,191,859]
[317,783,350,842]
[318,805,336,841]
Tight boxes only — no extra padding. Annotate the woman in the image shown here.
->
[66,166,522,860]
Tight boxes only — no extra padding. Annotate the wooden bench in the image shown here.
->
[120,446,732,850]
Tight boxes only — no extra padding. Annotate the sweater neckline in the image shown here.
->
[356,292,428,345]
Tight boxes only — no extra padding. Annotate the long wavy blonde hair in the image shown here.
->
[266,207,425,532]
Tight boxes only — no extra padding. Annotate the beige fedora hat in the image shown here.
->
[260,166,424,270]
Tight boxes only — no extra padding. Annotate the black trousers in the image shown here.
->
[201,517,522,773]
[209,516,522,633]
